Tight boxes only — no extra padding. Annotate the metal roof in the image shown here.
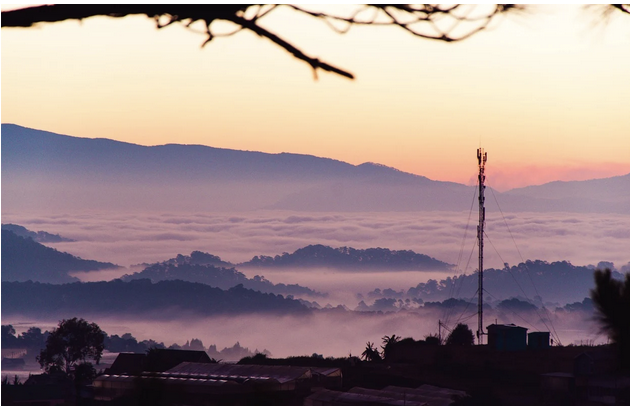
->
[367,385,468,406]
[306,388,428,406]
[311,366,343,377]
[351,387,456,406]
[165,362,312,384]
[307,385,465,406]
[94,375,136,383]
[416,384,467,397]
[487,323,528,331]
[95,373,238,387]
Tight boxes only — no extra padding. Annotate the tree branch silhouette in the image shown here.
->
[612,4,630,14]
[2,4,629,79]
[591,268,630,371]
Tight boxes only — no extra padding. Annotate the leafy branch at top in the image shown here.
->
[2,5,629,80]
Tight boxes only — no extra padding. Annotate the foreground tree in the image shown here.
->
[361,341,382,362]
[20,327,47,350]
[381,334,401,360]
[37,318,106,376]
[3,5,628,80]
[591,268,630,371]
[424,333,441,346]
[446,323,475,346]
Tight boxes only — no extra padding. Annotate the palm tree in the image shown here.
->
[591,268,630,371]
[382,334,401,346]
[361,342,382,362]
[381,334,401,360]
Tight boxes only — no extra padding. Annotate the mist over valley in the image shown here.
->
[2,219,627,354]
[2,124,629,362]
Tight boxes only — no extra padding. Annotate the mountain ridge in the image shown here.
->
[503,173,630,203]
[0,229,120,284]
[3,124,627,213]
[241,244,452,271]
[122,251,325,297]
[1,279,311,319]
[1,223,75,243]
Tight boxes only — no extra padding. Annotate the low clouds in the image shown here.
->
[3,210,628,274]
[2,307,605,359]
[3,208,620,356]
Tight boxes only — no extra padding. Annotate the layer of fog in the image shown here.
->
[3,308,606,360]
[63,268,454,310]
[3,210,628,270]
[237,269,456,305]
[4,209,628,309]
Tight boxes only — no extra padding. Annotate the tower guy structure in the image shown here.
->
[477,148,487,345]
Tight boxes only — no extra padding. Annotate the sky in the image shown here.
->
[2,4,630,190]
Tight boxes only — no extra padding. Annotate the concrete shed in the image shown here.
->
[487,324,528,351]
[528,331,550,349]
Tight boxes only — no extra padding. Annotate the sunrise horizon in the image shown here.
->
[4,121,629,192]
[3,4,629,191]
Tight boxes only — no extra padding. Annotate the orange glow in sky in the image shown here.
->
[2,4,629,190]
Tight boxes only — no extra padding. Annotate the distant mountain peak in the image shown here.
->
[1,223,74,243]
[358,162,402,171]
[1,229,119,284]
[241,244,452,271]
[122,251,325,297]
[3,123,628,213]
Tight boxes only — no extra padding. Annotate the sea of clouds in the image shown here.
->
[3,209,625,357]
[3,209,629,307]
[3,210,628,271]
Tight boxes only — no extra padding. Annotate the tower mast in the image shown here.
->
[477,148,487,345]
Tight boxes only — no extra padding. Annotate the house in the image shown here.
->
[104,348,212,375]
[528,331,550,349]
[94,355,342,405]
[487,324,527,351]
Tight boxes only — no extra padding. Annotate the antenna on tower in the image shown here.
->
[477,148,487,345]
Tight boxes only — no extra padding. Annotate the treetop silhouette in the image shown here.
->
[591,268,630,371]
[4,5,627,80]
[446,323,475,346]
[37,317,106,377]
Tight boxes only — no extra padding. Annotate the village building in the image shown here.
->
[94,353,342,405]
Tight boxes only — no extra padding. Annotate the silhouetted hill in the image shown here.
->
[152,251,234,267]
[241,244,452,271]
[505,173,630,202]
[121,252,325,297]
[399,260,625,304]
[502,173,630,212]
[0,124,428,185]
[3,124,626,213]
[1,280,311,318]
[1,230,120,284]
[1,223,74,242]
[3,124,459,212]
